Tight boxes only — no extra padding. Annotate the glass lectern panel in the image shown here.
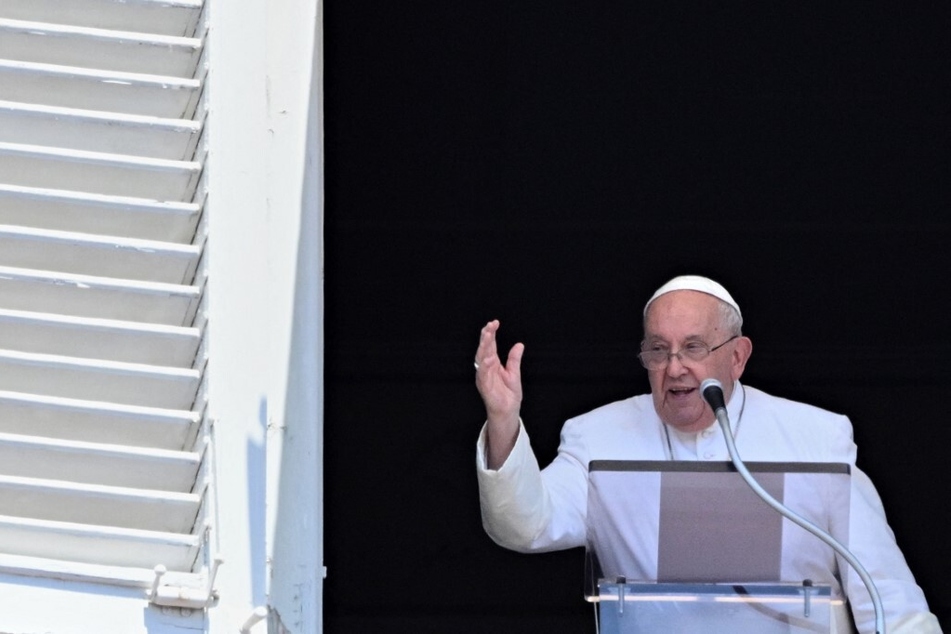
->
[597,581,834,634]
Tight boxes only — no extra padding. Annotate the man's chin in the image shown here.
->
[661,410,713,434]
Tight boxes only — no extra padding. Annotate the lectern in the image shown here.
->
[585,461,853,633]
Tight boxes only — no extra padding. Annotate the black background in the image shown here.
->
[324,2,950,632]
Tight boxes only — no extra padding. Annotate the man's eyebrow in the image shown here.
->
[644,333,706,343]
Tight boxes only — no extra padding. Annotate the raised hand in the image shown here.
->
[474,320,524,469]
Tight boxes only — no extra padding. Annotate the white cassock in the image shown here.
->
[476,382,942,634]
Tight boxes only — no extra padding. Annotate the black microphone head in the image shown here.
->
[700,378,726,412]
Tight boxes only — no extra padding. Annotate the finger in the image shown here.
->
[475,320,501,367]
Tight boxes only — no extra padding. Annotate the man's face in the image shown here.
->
[643,290,750,432]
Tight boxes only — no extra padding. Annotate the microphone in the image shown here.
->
[700,378,726,416]
[700,377,886,633]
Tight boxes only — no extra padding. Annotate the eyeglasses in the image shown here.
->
[638,335,739,370]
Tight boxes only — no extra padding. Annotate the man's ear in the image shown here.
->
[731,336,753,380]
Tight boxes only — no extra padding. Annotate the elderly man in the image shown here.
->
[474,275,941,634]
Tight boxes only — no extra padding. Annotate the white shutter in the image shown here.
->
[0,0,214,606]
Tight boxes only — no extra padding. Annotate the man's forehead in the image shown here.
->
[643,291,723,337]
[646,290,721,319]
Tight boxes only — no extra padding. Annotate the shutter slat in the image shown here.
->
[0,225,201,284]
[0,391,199,451]
[0,184,201,243]
[0,516,200,571]
[0,142,201,201]
[0,60,201,119]
[0,432,200,492]
[0,19,202,77]
[0,100,202,161]
[0,475,200,532]
[0,266,200,326]
[0,309,199,367]
[0,350,200,409]
[0,0,204,38]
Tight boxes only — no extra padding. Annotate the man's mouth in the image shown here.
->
[668,387,696,399]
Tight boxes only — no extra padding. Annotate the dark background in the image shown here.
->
[324,2,950,632]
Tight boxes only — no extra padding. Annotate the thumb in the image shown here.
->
[505,342,525,376]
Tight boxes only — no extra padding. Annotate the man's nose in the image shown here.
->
[665,352,688,376]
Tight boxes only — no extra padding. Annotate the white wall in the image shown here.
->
[205,0,324,631]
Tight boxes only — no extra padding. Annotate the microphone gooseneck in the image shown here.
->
[698,378,886,634]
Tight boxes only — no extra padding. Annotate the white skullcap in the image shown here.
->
[643,275,741,318]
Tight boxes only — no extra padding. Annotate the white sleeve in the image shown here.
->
[476,417,590,553]
[845,466,942,633]
[476,419,550,551]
